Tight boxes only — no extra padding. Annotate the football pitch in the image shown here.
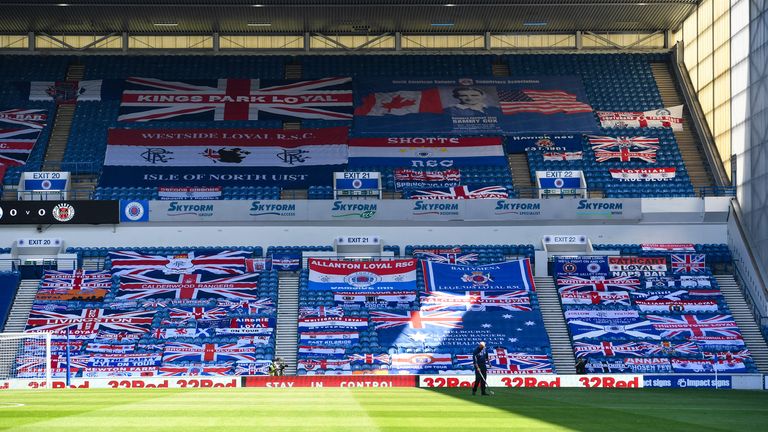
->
[1,387,767,431]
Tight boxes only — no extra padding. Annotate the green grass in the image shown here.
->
[1,388,767,431]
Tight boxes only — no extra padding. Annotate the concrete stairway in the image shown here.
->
[41,63,85,172]
[715,275,768,373]
[651,62,714,191]
[534,276,576,373]
[2,279,40,333]
[508,153,534,198]
[285,62,302,80]
[274,272,300,375]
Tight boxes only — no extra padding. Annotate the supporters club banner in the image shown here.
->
[553,256,609,278]
[586,358,672,374]
[307,259,417,292]
[99,127,349,188]
[348,136,507,168]
[609,167,676,182]
[556,276,641,293]
[505,134,583,153]
[333,291,418,309]
[115,77,353,122]
[567,317,660,340]
[608,256,667,277]
[543,151,582,161]
[422,259,535,292]
[0,128,42,166]
[109,250,251,276]
[560,291,631,306]
[115,274,261,301]
[410,185,509,200]
[487,349,554,374]
[158,186,222,200]
[353,76,596,135]
[412,248,478,265]
[375,309,549,349]
[642,243,696,253]
[420,290,531,312]
[25,308,157,334]
[598,105,684,131]
[389,353,452,373]
[0,108,47,129]
[394,168,461,191]
[587,136,660,163]
[29,80,103,103]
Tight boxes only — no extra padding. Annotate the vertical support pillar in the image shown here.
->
[395,32,402,51]
[122,32,129,52]
[28,32,35,52]
[213,32,220,52]
[664,30,672,49]
[304,32,311,52]
[484,32,491,50]
[575,31,583,50]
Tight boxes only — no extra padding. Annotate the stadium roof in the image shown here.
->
[1,0,698,34]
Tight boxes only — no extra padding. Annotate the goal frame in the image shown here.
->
[0,332,51,388]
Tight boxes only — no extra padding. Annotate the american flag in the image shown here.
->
[348,353,391,365]
[648,314,741,338]
[0,108,47,129]
[0,128,42,166]
[420,290,531,312]
[162,342,257,363]
[556,276,640,293]
[41,269,113,289]
[498,89,592,115]
[488,348,553,374]
[410,185,508,200]
[588,136,660,163]
[370,310,463,330]
[671,254,707,274]
[115,273,260,301]
[573,341,648,358]
[119,77,353,122]
[25,308,157,334]
[109,250,251,276]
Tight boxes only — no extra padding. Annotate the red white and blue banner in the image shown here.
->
[158,363,234,376]
[307,259,417,292]
[420,290,531,312]
[116,274,261,301]
[634,299,720,313]
[598,105,684,131]
[631,288,721,301]
[353,76,596,135]
[422,259,535,292]
[647,314,741,339]
[117,77,353,122]
[543,151,583,161]
[670,254,707,274]
[567,317,661,341]
[671,358,747,373]
[553,256,609,278]
[586,358,672,374]
[487,349,553,374]
[299,331,360,347]
[412,248,478,264]
[588,135,660,163]
[0,128,42,166]
[348,137,506,168]
[270,253,302,271]
[560,291,631,306]
[556,276,640,293]
[505,134,583,153]
[394,168,461,191]
[297,317,369,332]
[162,342,257,363]
[410,185,508,200]
[29,80,103,103]
[99,127,349,188]
[158,186,222,200]
[0,108,47,129]
[109,250,251,276]
[333,291,418,309]
[41,269,113,289]
[25,308,157,334]
[389,353,452,373]
[609,167,676,182]
[608,256,667,277]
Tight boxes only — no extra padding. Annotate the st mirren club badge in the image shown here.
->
[52,203,75,222]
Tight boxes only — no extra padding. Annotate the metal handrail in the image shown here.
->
[729,199,768,318]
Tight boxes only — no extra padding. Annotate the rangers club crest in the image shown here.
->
[344,271,381,288]
[461,271,493,286]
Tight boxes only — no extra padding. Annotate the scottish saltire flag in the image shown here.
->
[308,259,417,292]
[671,254,707,274]
[671,358,747,373]
[567,318,660,341]
[348,136,507,168]
[573,341,650,358]
[297,358,352,372]
[333,291,418,308]
[648,314,741,339]
[25,308,157,334]
[109,250,251,276]
[298,306,345,319]
[410,185,509,200]
[85,343,136,354]
[422,259,535,292]
[587,136,660,163]
[152,328,212,339]
[297,317,369,332]
[298,346,346,357]
[556,276,640,293]
[560,291,631,306]
[163,342,257,363]
[634,299,720,313]
[389,353,452,372]
[553,256,609,278]
[116,273,260,301]
[0,128,42,166]
[420,290,531,312]
[0,108,47,129]
[488,349,553,374]
[349,353,391,366]
[158,363,234,376]
[412,248,478,264]
[299,331,359,347]
[118,77,352,122]
[376,310,549,349]
[167,306,230,322]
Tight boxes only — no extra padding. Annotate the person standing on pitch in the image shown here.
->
[472,341,490,396]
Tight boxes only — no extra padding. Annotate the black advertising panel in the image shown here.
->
[0,201,119,225]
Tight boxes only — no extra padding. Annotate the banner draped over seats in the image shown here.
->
[347,136,507,168]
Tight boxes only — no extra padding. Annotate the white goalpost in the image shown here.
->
[0,332,52,387]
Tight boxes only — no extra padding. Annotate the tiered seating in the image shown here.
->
[557,250,755,374]
[300,55,494,78]
[93,186,281,201]
[82,56,287,80]
[296,244,551,375]
[17,249,277,378]
[0,271,21,328]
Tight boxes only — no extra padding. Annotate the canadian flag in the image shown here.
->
[355,89,443,116]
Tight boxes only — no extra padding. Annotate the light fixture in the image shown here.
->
[444,3,456,6]
[523,21,547,27]
[247,22,272,27]
[252,4,265,7]
[57,3,70,6]
[431,22,455,27]
[153,23,179,27]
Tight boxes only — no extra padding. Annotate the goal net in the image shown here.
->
[0,332,51,386]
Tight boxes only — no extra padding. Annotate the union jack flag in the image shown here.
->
[0,128,42,166]
[498,89,592,115]
[217,298,275,314]
[370,310,463,330]
[704,349,751,361]
[588,136,660,163]
[671,254,707,274]
[298,306,345,319]
[109,250,251,276]
[163,342,257,363]
[648,314,741,338]
[568,318,660,340]
[642,341,700,356]
[348,353,391,365]
[557,276,640,293]
[297,358,351,372]
[41,269,112,289]
[420,290,531,312]
[118,77,353,122]
[168,306,230,322]
[412,248,478,264]
[234,361,272,376]
[152,328,212,339]
[0,108,47,129]
[116,273,260,301]
[488,348,553,374]
[410,185,508,200]
[573,341,649,358]
[158,363,233,376]
[25,308,157,334]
